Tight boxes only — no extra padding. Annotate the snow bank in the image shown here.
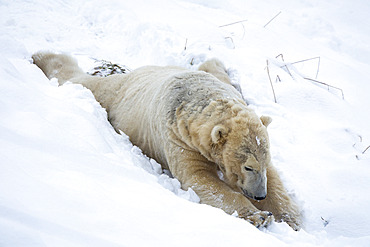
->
[1,0,370,246]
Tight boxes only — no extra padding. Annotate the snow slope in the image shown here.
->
[1,0,370,246]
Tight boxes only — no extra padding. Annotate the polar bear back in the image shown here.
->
[104,65,243,167]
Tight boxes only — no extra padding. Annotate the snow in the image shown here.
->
[1,0,370,246]
[256,136,261,146]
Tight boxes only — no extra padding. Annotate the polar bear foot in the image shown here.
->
[239,210,275,228]
[279,213,302,231]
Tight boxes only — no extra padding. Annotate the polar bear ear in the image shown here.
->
[211,125,227,144]
[260,115,272,127]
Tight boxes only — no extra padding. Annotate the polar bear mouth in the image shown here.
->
[240,187,253,199]
[240,188,266,201]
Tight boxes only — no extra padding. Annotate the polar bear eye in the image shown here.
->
[244,166,253,172]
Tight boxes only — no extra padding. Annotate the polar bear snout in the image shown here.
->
[239,170,267,201]
[241,186,267,201]
[253,182,267,201]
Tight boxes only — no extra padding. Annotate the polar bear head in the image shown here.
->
[211,114,272,201]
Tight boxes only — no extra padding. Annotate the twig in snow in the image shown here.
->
[321,217,329,227]
[225,37,235,49]
[291,57,321,79]
[266,60,277,103]
[184,38,188,51]
[359,135,363,143]
[277,54,321,79]
[304,77,345,99]
[264,11,282,28]
[275,54,293,77]
[363,145,370,154]
[275,54,285,61]
[273,54,344,100]
[275,75,281,83]
[190,57,194,66]
[219,19,248,28]
[352,133,363,148]
[241,22,246,39]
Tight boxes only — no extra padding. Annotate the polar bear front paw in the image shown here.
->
[239,210,274,228]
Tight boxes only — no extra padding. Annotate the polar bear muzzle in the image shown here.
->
[239,169,267,201]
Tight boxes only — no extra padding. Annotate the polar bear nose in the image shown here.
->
[254,195,266,201]
[253,185,267,201]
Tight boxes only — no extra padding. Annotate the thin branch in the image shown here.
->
[184,38,188,51]
[317,57,321,79]
[225,37,235,49]
[291,57,321,79]
[359,135,363,143]
[240,22,246,40]
[283,65,293,77]
[219,19,248,28]
[321,217,329,227]
[291,57,320,65]
[304,77,345,99]
[363,145,370,154]
[276,54,285,61]
[274,54,344,100]
[266,60,277,103]
[275,54,292,77]
[264,11,282,28]
[190,57,194,66]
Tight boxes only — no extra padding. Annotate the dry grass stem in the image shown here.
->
[304,77,345,99]
[272,54,344,100]
[291,56,321,79]
[219,19,248,28]
[266,60,277,103]
[264,11,282,28]
[275,54,285,61]
[184,38,188,51]
[275,75,281,83]
[225,37,235,49]
[275,54,292,77]
[363,145,370,154]
[190,57,194,65]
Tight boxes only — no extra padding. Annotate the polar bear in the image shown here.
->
[32,52,301,230]
[198,58,243,97]
[198,58,232,85]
